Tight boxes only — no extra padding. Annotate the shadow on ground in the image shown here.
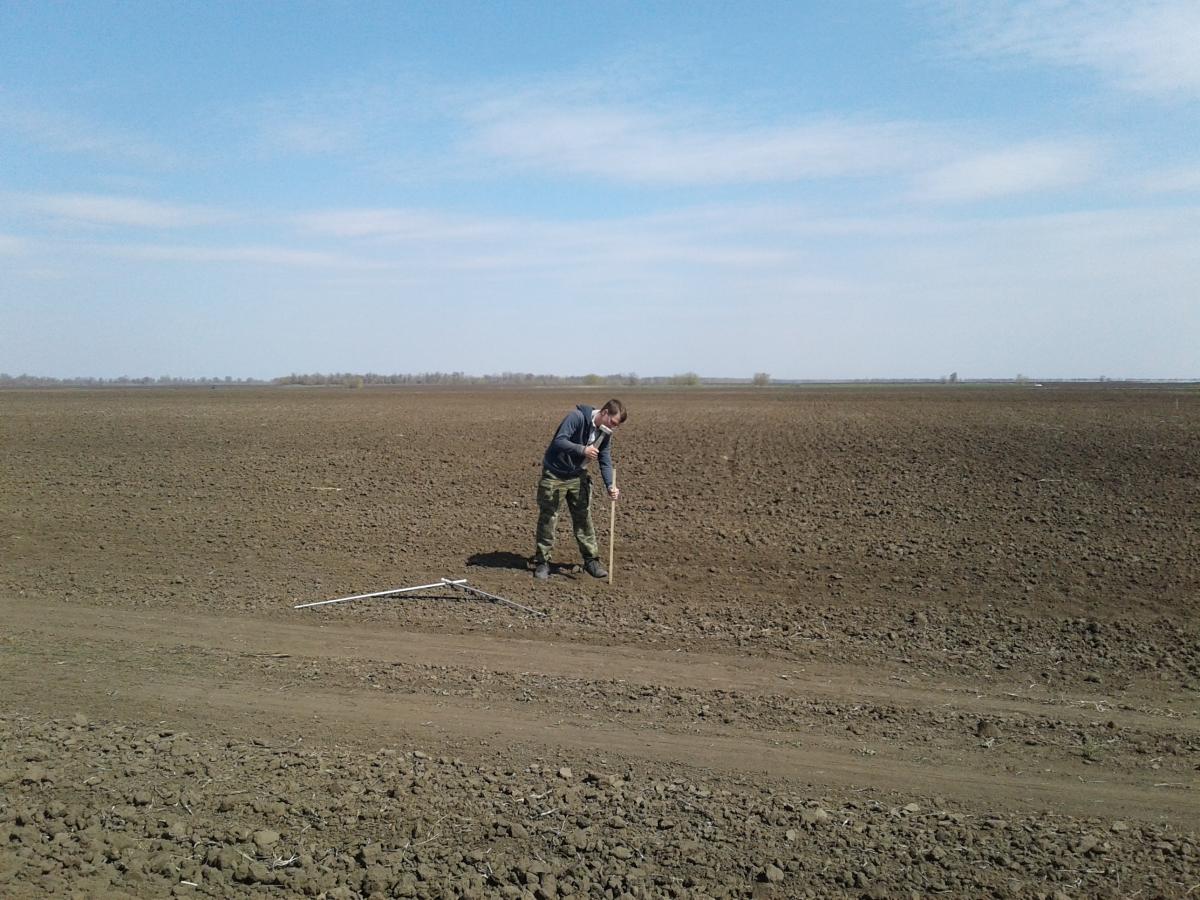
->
[466,551,531,571]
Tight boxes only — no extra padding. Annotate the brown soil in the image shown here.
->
[1,385,1197,898]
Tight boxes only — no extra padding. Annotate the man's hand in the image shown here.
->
[608,485,620,501]
[583,445,600,461]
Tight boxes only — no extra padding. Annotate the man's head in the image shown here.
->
[598,398,626,430]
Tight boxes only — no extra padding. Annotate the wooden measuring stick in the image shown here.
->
[608,471,616,585]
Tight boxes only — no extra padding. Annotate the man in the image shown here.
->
[533,398,625,580]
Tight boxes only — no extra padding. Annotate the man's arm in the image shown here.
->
[550,408,587,459]
[598,438,615,493]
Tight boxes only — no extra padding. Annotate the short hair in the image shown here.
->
[601,398,627,423]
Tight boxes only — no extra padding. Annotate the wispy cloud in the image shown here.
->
[243,70,454,162]
[0,233,30,255]
[241,69,941,187]
[291,202,836,273]
[934,0,1200,99]
[238,62,1111,203]
[16,193,227,229]
[249,99,368,158]
[0,89,182,167]
[1141,163,1200,194]
[110,243,382,270]
[292,208,514,242]
[465,96,936,185]
[912,140,1100,202]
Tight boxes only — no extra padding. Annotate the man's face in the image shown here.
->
[598,409,623,431]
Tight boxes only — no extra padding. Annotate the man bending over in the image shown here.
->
[532,398,625,580]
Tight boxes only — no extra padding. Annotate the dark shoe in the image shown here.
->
[584,558,608,579]
[533,562,550,580]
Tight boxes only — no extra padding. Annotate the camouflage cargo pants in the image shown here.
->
[533,470,599,565]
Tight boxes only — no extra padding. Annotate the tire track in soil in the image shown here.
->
[2,600,1195,828]
[5,600,1194,734]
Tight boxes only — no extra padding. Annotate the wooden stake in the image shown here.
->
[608,471,616,585]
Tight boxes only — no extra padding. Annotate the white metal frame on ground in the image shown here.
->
[294,577,545,617]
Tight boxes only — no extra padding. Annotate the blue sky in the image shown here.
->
[1,1,1197,379]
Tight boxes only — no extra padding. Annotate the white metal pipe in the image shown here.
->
[295,579,467,610]
[442,578,546,617]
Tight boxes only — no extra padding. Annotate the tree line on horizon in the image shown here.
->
[1,371,663,387]
[0,371,724,387]
[0,371,726,387]
[270,371,647,387]
[0,373,267,387]
[4,372,1187,389]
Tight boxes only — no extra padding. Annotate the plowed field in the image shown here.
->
[1,385,1197,898]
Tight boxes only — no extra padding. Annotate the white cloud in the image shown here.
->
[8,198,1198,378]
[110,243,382,270]
[913,141,1099,202]
[1141,164,1200,194]
[241,70,944,186]
[936,0,1200,98]
[243,71,453,161]
[269,120,360,156]
[0,233,31,255]
[250,105,367,158]
[0,90,181,167]
[292,208,514,242]
[466,98,937,185]
[290,203,821,273]
[14,193,227,229]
